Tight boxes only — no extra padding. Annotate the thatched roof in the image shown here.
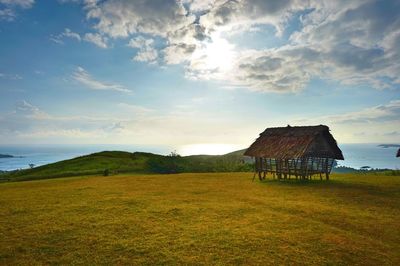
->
[397,148,400,158]
[244,125,344,160]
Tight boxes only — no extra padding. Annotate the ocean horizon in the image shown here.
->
[0,143,399,171]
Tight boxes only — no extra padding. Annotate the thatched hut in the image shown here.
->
[244,125,344,180]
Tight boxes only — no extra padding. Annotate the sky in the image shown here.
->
[0,0,399,155]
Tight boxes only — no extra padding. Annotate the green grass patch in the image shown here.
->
[1,150,252,182]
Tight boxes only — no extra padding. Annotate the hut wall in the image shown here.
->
[254,156,335,179]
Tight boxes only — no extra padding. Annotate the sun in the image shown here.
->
[203,36,235,71]
[191,35,236,73]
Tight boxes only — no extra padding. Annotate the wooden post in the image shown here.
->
[282,159,285,179]
[325,158,329,180]
[301,157,308,180]
[316,157,321,179]
[294,158,299,180]
[259,171,264,181]
[252,157,259,182]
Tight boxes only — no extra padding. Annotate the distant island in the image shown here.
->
[0,154,14,158]
[378,144,400,148]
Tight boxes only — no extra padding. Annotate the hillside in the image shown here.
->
[1,172,399,265]
[0,150,252,182]
[0,154,14,158]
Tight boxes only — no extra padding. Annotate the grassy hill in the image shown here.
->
[0,150,253,182]
[0,172,399,265]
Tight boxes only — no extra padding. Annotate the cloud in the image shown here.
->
[85,0,195,38]
[0,8,14,21]
[81,0,205,64]
[0,0,34,8]
[326,100,400,124]
[15,100,40,114]
[163,43,196,65]
[0,100,51,138]
[14,100,51,119]
[196,0,400,92]
[51,28,108,48]
[50,28,80,44]
[285,0,400,90]
[183,0,216,12]
[0,98,259,146]
[128,36,158,63]
[117,102,153,115]
[292,100,400,126]
[0,0,34,21]
[0,100,123,143]
[383,131,400,136]
[72,66,131,93]
[290,99,400,143]
[198,0,302,36]
[63,28,81,41]
[60,0,400,93]
[0,72,22,80]
[83,32,108,48]
[1,98,399,145]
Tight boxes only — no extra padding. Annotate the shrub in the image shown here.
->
[103,169,109,176]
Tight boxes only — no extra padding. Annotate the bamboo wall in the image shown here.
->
[254,157,334,180]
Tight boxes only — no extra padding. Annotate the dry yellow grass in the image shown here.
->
[1,173,399,265]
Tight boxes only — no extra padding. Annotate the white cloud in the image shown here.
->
[1,98,399,145]
[72,66,131,93]
[0,98,259,146]
[0,8,14,21]
[83,32,108,48]
[324,100,400,124]
[0,100,124,143]
[17,129,102,139]
[117,103,153,116]
[0,0,34,20]
[14,100,51,119]
[133,48,158,62]
[225,47,317,92]
[128,36,158,63]
[199,0,304,36]
[63,28,81,41]
[291,99,400,143]
[51,28,109,48]
[163,43,196,65]
[183,0,216,12]
[85,0,195,38]
[291,100,400,126]
[49,36,64,45]
[0,72,22,80]
[60,0,400,93]
[0,0,34,8]
[187,0,400,92]
[50,28,80,44]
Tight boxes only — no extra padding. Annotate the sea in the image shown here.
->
[0,144,170,172]
[0,143,399,171]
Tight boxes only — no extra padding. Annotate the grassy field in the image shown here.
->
[1,172,399,265]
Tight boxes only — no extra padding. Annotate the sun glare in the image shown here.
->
[179,144,241,156]
[192,35,235,73]
[204,37,235,71]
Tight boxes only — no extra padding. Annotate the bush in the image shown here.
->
[103,169,109,176]
[147,156,183,174]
